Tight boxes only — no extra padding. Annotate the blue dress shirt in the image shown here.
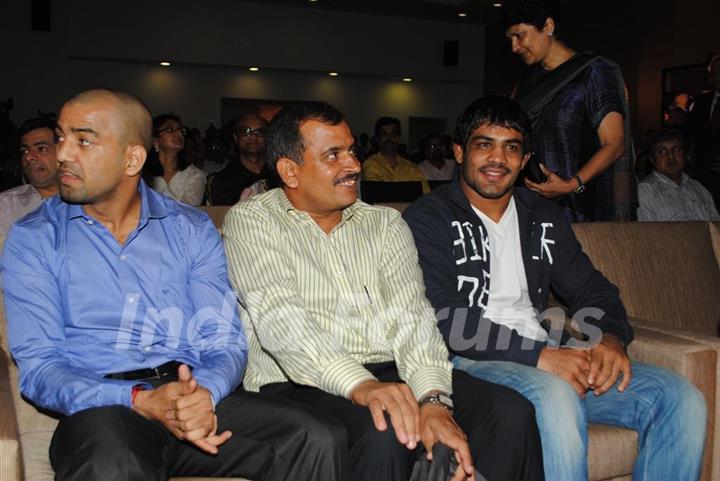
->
[0,181,247,415]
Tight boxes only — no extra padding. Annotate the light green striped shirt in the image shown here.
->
[223,188,452,399]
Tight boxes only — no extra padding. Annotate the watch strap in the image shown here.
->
[573,174,586,194]
[419,392,454,411]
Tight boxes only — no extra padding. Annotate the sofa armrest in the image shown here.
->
[628,317,718,481]
[0,352,22,481]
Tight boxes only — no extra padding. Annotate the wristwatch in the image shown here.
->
[573,174,586,194]
[419,392,454,411]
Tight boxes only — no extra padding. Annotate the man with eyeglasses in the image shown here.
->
[209,114,270,205]
[637,128,719,221]
[0,117,59,241]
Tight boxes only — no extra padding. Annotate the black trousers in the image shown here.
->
[260,363,545,481]
[49,388,346,481]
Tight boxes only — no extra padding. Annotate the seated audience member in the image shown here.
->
[0,117,59,239]
[145,113,206,206]
[202,126,232,176]
[403,96,707,481]
[210,114,269,205]
[223,101,545,481]
[418,133,456,181]
[362,116,430,193]
[184,127,208,171]
[0,89,343,481]
[637,128,719,221]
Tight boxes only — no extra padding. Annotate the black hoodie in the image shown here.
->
[403,173,633,367]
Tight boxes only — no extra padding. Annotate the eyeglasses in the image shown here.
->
[157,125,187,136]
[236,126,266,138]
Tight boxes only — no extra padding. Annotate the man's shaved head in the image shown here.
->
[56,89,153,205]
[65,89,152,151]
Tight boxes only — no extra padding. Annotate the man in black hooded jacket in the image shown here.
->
[403,95,707,481]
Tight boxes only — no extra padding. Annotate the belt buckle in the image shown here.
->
[152,367,161,380]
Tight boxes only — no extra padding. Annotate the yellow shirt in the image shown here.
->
[362,153,430,194]
[222,188,452,400]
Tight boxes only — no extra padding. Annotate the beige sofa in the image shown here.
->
[1,205,718,481]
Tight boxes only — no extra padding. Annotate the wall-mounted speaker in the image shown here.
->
[31,0,51,31]
[443,40,459,67]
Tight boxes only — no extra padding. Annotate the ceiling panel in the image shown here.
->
[235,0,501,25]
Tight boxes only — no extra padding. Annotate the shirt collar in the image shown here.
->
[277,187,361,225]
[66,180,169,222]
[651,170,688,188]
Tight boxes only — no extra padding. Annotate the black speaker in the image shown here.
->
[31,0,51,31]
[443,40,459,67]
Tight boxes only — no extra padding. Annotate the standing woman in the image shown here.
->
[145,114,207,206]
[503,0,636,221]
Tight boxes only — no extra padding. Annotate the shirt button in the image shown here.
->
[143,346,151,352]
[86,220,93,225]
[335,271,343,278]
[128,296,136,304]
[538,288,542,293]
[120,255,128,261]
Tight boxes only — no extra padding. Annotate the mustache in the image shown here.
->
[480,163,511,175]
[59,167,81,177]
[334,172,360,185]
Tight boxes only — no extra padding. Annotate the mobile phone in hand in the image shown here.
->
[524,153,548,184]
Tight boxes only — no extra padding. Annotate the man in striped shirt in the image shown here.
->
[224,101,545,481]
[637,128,720,221]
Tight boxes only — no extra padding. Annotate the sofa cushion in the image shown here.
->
[203,206,230,231]
[588,424,637,480]
[0,350,21,481]
[572,222,720,336]
[0,293,60,437]
[711,223,720,270]
[20,431,54,481]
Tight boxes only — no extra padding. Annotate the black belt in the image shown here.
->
[105,360,188,383]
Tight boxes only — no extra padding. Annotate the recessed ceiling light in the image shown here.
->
[329,72,339,77]
[402,78,413,82]
[249,67,259,72]
[493,2,502,7]
[160,61,171,67]
[458,12,467,17]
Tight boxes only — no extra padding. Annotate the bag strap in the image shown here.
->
[515,52,599,123]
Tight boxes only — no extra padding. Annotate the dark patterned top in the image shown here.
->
[516,56,626,222]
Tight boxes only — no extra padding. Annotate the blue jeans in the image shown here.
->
[453,358,707,481]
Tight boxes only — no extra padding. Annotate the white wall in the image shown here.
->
[1,0,485,139]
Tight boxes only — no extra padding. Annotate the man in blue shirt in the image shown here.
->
[0,89,343,481]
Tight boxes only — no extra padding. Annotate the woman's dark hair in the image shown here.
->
[501,0,563,38]
[453,96,531,152]
[144,113,190,177]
